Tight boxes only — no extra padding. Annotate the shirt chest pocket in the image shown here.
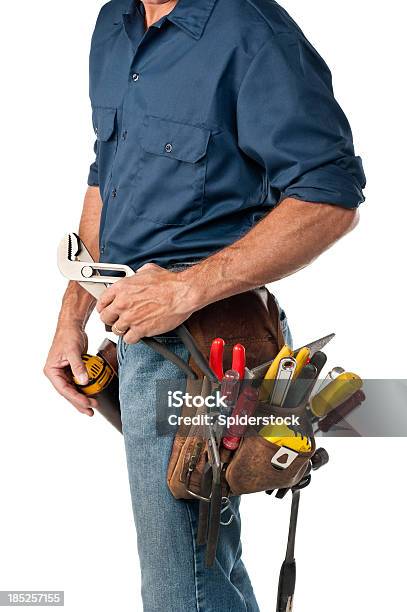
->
[137,116,210,226]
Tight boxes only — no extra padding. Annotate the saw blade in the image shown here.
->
[296,333,335,357]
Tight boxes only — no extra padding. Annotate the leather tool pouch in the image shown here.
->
[166,288,316,500]
[226,401,315,495]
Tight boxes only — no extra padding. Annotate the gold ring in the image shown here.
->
[112,324,127,337]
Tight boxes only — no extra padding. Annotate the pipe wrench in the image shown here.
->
[57,233,134,299]
[57,233,216,381]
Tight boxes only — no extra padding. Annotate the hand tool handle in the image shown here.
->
[221,370,240,411]
[223,386,258,450]
[311,372,363,418]
[270,358,296,406]
[309,351,327,376]
[311,447,330,470]
[176,325,218,382]
[317,390,366,432]
[140,324,218,382]
[276,561,296,612]
[141,334,198,380]
[276,488,300,612]
[259,345,293,402]
[209,338,225,381]
[292,347,310,379]
[283,364,318,408]
[232,344,246,380]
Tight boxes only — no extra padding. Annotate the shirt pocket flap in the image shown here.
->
[141,116,210,163]
[92,107,117,142]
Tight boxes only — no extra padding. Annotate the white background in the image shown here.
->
[0,1,406,610]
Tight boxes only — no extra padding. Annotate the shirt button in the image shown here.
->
[112,188,117,198]
[165,143,173,153]
[132,73,140,82]
[122,130,128,140]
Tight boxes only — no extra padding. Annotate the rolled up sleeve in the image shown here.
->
[237,33,366,208]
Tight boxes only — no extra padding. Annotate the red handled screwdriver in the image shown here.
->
[223,386,258,451]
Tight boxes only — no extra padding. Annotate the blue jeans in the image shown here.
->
[118,337,260,612]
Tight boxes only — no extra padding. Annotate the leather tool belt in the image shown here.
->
[166,288,323,568]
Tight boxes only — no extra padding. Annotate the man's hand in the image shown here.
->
[44,324,97,417]
[96,263,198,343]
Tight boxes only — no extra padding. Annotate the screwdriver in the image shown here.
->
[313,366,345,397]
[311,372,363,419]
[292,347,310,379]
[284,363,318,408]
[316,389,366,433]
[220,370,240,414]
[223,386,259,451]
[259,345,293,402]
[309,351,328,376]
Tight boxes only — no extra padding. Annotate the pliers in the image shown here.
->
[57,233,216,381]
[195,338,248,566]
[209,338,246,381]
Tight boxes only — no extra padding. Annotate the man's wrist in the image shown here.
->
[58,282,95,331]
[57,313,88,331]
[179,249,259,313]
[180,264,221,312]
[179,267,207,312]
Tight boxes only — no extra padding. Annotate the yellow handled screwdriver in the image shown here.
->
[293,347,311,379]
[310,372,363,419]
[258,345,293,402]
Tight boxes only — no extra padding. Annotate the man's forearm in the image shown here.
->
[58,186,103,329]
[183,198,359,310]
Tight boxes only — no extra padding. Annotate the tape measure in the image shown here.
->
[259,424,312,453]
[73,354,114,397]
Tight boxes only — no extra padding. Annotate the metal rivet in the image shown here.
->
[165,143,173,153]
[81,265,94,279]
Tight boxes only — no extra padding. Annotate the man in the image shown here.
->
[44,0,365,609]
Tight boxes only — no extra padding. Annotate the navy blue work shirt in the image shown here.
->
[88,0,366,270]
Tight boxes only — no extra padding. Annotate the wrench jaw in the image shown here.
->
[57,234,79,279]
[67,232,80,260]
[57,233,108,300]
